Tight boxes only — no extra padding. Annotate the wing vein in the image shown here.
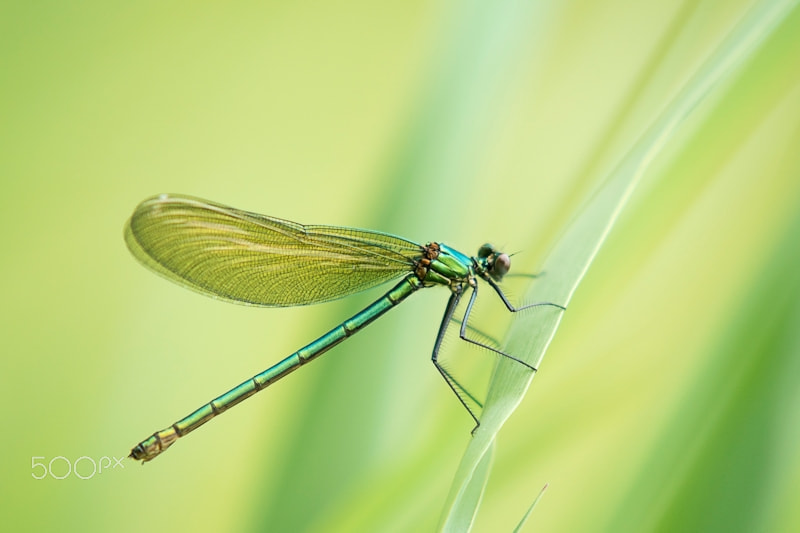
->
[124,194,422,306]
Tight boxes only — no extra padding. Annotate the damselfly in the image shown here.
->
[125,194,560,462]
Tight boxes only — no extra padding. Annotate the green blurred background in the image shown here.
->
[2,0,798,531]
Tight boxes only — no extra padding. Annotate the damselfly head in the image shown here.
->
[477,243,511,281]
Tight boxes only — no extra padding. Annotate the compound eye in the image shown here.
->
[477,243,494,258]
[492,253,510,279]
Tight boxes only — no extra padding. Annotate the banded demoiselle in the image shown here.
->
[125,194,560,462]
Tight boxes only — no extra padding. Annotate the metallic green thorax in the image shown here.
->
[417,242,472,287]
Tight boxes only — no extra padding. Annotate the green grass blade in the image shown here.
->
[439,0,799,529]
[512,483,548,533]
[439,440,496,532]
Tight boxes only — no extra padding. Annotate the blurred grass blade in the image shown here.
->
[606,162,800,531]
[439,0,798,530]
[512,483,549,533]
[438,440,495,532]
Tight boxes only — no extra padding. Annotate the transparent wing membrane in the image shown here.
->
[125,194,422,306]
